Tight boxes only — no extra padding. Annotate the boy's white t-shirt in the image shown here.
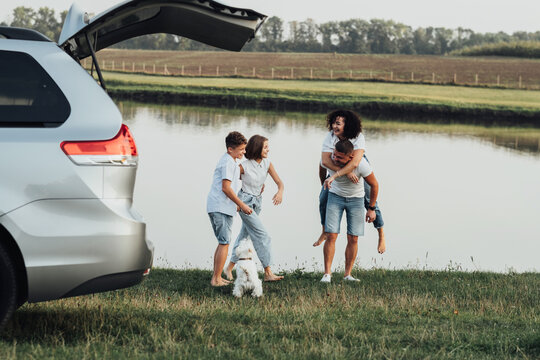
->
[240,158,270,196]
[206,153,241,216]
[326,158,372,198]
[321,131,366,153]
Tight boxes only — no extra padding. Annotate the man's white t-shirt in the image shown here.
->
[206,153,241,216]
[326,158,372,198]
[321,131,366,153]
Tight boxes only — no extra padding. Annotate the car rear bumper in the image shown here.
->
[0,198,153,302]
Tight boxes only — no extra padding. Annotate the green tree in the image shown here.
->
[10,7,35,29]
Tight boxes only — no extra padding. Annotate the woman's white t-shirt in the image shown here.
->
[240,158,270,196]
[321,131,366,153]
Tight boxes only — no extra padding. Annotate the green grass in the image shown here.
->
[1,269,538,359]
[104,72,540,113]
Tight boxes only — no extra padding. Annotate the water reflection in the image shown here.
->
[119,101,540,273]
[118,101,540,156]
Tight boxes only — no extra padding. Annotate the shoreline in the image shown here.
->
[108,82,540,127]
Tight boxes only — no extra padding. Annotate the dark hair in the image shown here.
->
[225,131,247,149]
[326,109,362,139]
[245,134,268,160]
[335,139,354,155]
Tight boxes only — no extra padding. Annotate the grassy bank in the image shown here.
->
[1,269,538,359]
[105,72,540,125]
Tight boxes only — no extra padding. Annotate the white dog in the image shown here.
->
[232,241,263,298]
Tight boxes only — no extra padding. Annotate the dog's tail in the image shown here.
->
[239,265,250,282]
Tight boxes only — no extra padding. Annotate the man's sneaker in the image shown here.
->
[343,275,359,282]
[320,274,332,283]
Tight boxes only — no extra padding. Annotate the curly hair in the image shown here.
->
[245,134,268,160]
[225,131,247,149]
[326,109,362,140]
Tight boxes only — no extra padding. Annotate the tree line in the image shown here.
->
[3,6,540,56]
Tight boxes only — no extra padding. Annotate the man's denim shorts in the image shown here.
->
[208,212,233,245]
[324,192,365,236]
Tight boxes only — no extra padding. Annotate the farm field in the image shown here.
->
[1,269,538,359]
[94,49,540,89]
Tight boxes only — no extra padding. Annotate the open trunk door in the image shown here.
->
[59,0,267,60]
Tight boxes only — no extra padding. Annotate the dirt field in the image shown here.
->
[92,49,540,90]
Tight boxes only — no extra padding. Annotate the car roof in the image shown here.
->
[0,27,52,42]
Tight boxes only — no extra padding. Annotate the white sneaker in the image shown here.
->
[320,274,331,283]
[344,275,359,282]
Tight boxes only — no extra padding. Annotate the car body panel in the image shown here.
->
[59,0,266,57]
[0,198,152,302]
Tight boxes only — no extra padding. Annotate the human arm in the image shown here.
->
[221,179,252,214]
[323,149,365,189]
[363,172,378,223]
[268,162,284,205]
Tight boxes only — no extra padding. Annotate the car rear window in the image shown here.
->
[0,50,70,127]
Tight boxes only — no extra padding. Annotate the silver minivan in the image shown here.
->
[0,0,265,328]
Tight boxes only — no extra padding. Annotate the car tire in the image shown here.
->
[0,242,17,330]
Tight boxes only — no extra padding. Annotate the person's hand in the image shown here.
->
[260,184,265,194]
[346,172,359,184]
[366,209,376,223]
[272,191,282,205]
[240,203,253,215]
[323,176,335,190]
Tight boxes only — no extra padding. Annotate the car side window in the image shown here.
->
[0,50,70,127]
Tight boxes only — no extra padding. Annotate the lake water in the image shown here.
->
[119,102,540,273]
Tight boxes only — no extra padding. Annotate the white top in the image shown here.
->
[240,158,270,196]
[321,131,366,153]
[326,158,373,198]
[206,153,242,216]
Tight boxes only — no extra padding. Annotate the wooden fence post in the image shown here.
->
[216,66,219,76]
[143,63,146,72]
[519,75,522,88]
[290,67,294,78]
[432,72,435,83]
[310,68,313,79]
[349,70,352,79]
[475,74,478,85]
[153,63,155,73]
[181,65,184,76]
[199,65,202,76]
[112,60,114,70]
[122,61,125,71]
[164,64,168,75]
[330,69,333,79]
[271,68,274,79]
[390,71,393,81]
[252,67,256,77]
[453,73,457,83]
[132,62,135,72]
[497,74,500,86]
[411,72,414,81]
[235,67,238,76]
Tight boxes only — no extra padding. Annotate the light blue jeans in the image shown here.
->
[230,190,272,268]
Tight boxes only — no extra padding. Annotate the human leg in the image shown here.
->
[344,234,359,277]
[208,212,233,286]
[314,185,329,247]
[363,178,386,253]
[323,193,345,277]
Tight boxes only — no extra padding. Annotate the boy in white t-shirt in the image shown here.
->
[207,131,252,287]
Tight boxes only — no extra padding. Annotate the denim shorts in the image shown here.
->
[324,192,365,236]
[208,212,233,245]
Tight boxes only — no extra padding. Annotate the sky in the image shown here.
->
[1,0,539,34]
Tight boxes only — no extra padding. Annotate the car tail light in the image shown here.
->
[61,124,138,166]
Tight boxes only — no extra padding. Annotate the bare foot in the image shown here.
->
[210,277,231,287]
[224,263,234,281]
[264,273,284,282]
[313,232,326,247]
[377,228,386,254]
